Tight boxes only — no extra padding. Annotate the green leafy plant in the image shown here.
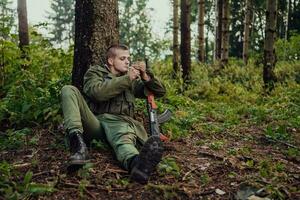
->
[158,157,180,178]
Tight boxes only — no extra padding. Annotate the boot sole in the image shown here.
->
[130,136,164,184]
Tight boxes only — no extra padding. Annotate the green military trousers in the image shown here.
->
[61,85,148,170]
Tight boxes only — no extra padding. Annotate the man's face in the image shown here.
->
[108,49,130,75]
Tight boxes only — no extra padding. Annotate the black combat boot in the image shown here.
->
[68,132,89,166]
[129,136,164,184]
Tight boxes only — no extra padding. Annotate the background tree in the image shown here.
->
[289,0,300,36]
[0,0,14,40]
[180,0,191,84]
[47,0,75,45]
[220,0,230,66]
[0,0,14,87]
[250,0,266,54]
[172,0,180,75]
[229,0,244,58]
[197,0,205,62]
[243,0,252,65]
[17,0,29,53]
[204,0,215,62]
[119,0,166,60]
[263,0,277,91]
[214,0,222,61]
[72,0,119,90]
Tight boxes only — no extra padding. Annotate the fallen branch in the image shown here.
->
[199,189,215,196]
[182,166,202,181]
[13,163,31,168]
[83,187,97,199]
[32,170,54,178]
[198,150,224,161]
[106,168,128,174]
[263,136,299,150]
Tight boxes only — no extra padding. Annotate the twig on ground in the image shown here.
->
[199,189,215,196]
[32,170,54,178]
[182,165,202,181]
[106,168,128,174]
[198,150,224,161]
[13,163,31,168]
[84,188,97,199]
[262,136,299,150]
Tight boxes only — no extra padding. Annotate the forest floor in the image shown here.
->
[1,124,299,200]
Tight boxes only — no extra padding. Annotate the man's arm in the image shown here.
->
[132,69,166,98]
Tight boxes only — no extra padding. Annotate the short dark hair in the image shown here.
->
[106,44,129,63]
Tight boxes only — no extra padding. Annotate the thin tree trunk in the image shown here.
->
[214,0,222,61]
[243,0,252,65]
[17,0,29,50]
[221,0,229,67]
[72,0,119,90]
[173,0,180,76]
[284,0,291,60]
[213,0,217,61]
[263,0,277,92]
[197,0,205,62]
[180,0,191,84]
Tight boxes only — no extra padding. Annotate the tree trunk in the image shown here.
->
[285,0,290,40]
[197,0,205,62]
[72,0,119,90]
[173,0,180,76]
[263,0,277,92]
[214,0,222,61]
[243,0,252,65]
[17,0,29,50]
[180,0,191,84]
[220,0,230,67]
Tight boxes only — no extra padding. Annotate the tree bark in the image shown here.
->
[17,0,29,50]
[214,0,222,61]
[220,0,230,67]
[173,0,180,76]
[263,0,277,92]
[197,0,205,62]
[243,0,252,65]
[285,0,290,40]
[180,0,191,84]
[72,0,119,90]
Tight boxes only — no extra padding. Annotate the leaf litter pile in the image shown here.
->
[0,124,299,200]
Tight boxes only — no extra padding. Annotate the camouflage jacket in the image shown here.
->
[83,65,166,117]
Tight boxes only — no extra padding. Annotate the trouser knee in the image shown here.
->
[61,85,81,98]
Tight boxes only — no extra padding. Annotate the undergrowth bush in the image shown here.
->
[1,30,300,143]
[152,59,300,139]
[0,33,72,129]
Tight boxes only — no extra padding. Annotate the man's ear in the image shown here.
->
[108,57,114,66]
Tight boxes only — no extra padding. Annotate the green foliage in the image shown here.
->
[78,179,89,199]
[284,147,300,158]
[264,125,291,141]
[78,163,94,179]
[158,157,180,178]
[0,128,31,150]
[275,34,300,61]
[200,173,211,186]
[0,33,72,129]
[90,139,109,150]
[146,183,180,200]
[152,58,300,141]
[0,0,15,40]
[0,163,55,199]
[209,140,224,150]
